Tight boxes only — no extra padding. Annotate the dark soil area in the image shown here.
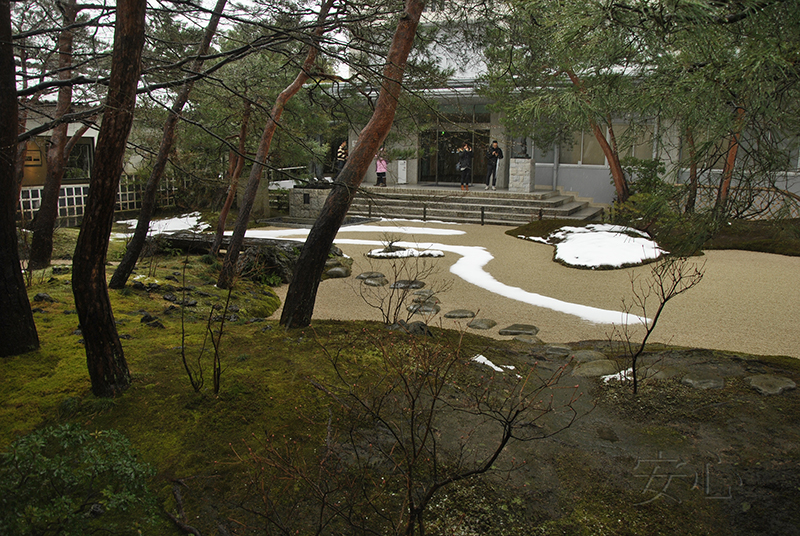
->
[447,341,800,536]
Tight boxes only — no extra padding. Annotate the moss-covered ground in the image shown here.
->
[2,242,799,534]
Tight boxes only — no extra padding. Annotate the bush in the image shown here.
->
[0,424,156,536]
[614,157,714,255]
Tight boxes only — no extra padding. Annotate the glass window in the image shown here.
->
[440,104,472,124]
[633,126,654,160]
[582,130,606,165]
[474,105,490,124]
[559,131,582,164]
[534,142,555,163]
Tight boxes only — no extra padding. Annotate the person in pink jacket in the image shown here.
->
[375,147,388,186]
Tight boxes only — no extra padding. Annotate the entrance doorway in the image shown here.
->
[419,129,490,184]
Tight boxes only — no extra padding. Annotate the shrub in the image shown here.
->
[0,424,156,535]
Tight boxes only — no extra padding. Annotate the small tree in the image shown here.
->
[610,256,705,394]
[357,236,451,325]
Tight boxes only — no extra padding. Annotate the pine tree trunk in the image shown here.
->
[28,0,78,270]
[109,0,227,289]
[0,0,39,356]
[684,125,698,214]
[280,0,425,328]
[591,120,629,203]
[565,69,629,203]
[72,0,145,397]
[210,98,251,257]
[714,106,745,218]
[216,0,334,288]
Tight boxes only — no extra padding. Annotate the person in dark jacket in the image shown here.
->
[485,140,503,190]
[457,142,473,191]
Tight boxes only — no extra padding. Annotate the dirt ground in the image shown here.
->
[268,220,800,359]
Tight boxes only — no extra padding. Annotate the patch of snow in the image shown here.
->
[117,212,210,235]
[602,368,633,383]
[367,247,444,258]
[546,224,665,268]
[472,354,505,372]
[443,242,647,325]
[381,218,461,225]
[240,223,464,239]
[243,226,647,325]
[519,235,549,245]
[471,355,517,373]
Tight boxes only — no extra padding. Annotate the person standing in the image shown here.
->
[485,140,503,190]
[375,147,388,187]
[336,141,348,177]
[457,142,473,191]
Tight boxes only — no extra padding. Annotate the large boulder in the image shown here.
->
[237,243,348,284]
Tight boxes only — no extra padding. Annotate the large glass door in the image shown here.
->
[419,129,490,184]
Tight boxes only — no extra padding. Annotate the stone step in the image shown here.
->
[350,200,589,219]
[356,190,568,208]
[360,185,559,201]
[352,195,576,211]
[347,187,603,225]
[348,204,601,225]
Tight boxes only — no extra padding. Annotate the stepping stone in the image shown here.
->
[569,350,607,363]
[544,344,572,357]
[407,303,441,315]
[682,371,724,390]
[363,277,388,287]
[391,279,425,289]
[646,366,683,380]
[413,289,434,298]
[513,335,544,345]
[745,374,796,395]
[325,266,351,278]
[468,318,497,330]
[357,271,385,280]
[444,309,476,319]
[596,426,620,443]
[572,359,619,377]
[387,320,431,336]
[413,295,440,304]
[498,324,539,336]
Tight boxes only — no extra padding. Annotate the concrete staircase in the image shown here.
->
[348,186,604,226]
